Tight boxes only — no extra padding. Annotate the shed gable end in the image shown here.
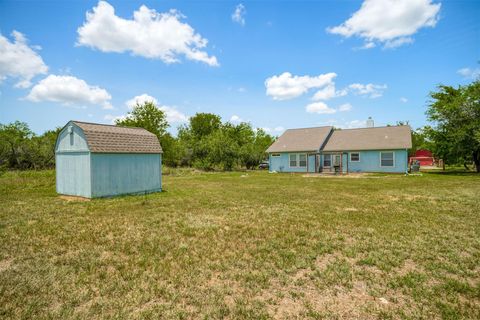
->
[55,122,90,153]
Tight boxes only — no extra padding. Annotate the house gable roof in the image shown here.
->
[72,121,162,153]
[266,126,333,153]
[322,125,412,151]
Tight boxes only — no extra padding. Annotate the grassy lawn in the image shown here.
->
[0,170,479,319]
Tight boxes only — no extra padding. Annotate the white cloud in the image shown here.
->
[262,126,285,133]
[125,93,158,109]
[26,75,112,109]
[338,103,352,112]
[306,102,337,114]
[77,1,218,66]
[230,115,243,123]
[400,97,408,103]
[383,36,414,49]
[0,31,48,88]
[361,42,376,49]
[125,94,188,123]
[232,4,246,26]
[312,83,348,101]
[348,83,387,98]
[342,120,367,129]
[457,67,480,80]
[327,0,441,48]
[160,105,188,123]
[265,72,337,100]
[104,114,126,124]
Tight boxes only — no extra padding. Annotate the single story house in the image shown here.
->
[266,124,412,174]
[55,121,162,198]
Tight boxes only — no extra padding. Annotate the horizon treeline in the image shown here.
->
[0,104,275,171]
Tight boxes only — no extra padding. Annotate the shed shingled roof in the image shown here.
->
[72,121,162,153]
[322,126,412,151]
[266,126,333,153]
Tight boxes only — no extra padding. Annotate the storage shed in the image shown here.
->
[55,121,162,198]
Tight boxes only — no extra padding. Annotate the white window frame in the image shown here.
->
[350,152,360,162]
[323,154,332,167]
[289,153,307,168]
[380,151,395,167]
[289,153,298,167]
[299,154,307,168]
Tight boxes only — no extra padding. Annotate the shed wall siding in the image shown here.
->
[56,123,89,152]
[90,153,162,197]
[56,152,91,198]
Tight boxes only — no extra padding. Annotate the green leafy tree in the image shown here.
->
[115,101,175,163]
[177,113,223,166]
[426,81,480,172]
[0,122,60,170]
[410,127,432,157]
[188,113,222,139]
[32,128,61,169]
[115,101,169,138]
[0,121,34,169]
[177,113,274,170]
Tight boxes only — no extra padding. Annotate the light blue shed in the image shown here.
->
[55,121,162,198]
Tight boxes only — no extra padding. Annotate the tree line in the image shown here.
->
[0,122,59,170]
[1,79,479,172]
[0,102,275,172]
[115,102,275,170]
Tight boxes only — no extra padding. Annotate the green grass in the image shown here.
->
[0,170,479,319]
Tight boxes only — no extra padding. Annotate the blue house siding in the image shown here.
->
[270,150,408,173]
[56,152,91,198]
[269,152,316,173]
[90,153,162,198]
[345,150,408,173]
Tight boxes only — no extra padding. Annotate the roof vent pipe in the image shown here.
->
[366,117,374,128]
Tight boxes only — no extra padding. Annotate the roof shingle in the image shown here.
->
[73,121,162,153]
[266,126,333,153]
[322,126,411,151]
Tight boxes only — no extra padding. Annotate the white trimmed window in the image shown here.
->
[289,153,307,167]
[350,152,360,162]
[380,151,395,167]
[299,154,307,167]
[289,154,297,167]
[323,154,331,167]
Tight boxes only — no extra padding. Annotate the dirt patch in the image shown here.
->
[303,173,373,178]
[336,207,359,213]
[59,195,90,202]
[263,279,386,319]
[396,259,423,276]
[0,258,13,272]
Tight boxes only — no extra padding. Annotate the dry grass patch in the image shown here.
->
[0,170,479,319]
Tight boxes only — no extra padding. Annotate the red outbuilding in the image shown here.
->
[409,149,435,166]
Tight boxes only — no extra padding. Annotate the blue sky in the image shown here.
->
[0,0,479,135]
